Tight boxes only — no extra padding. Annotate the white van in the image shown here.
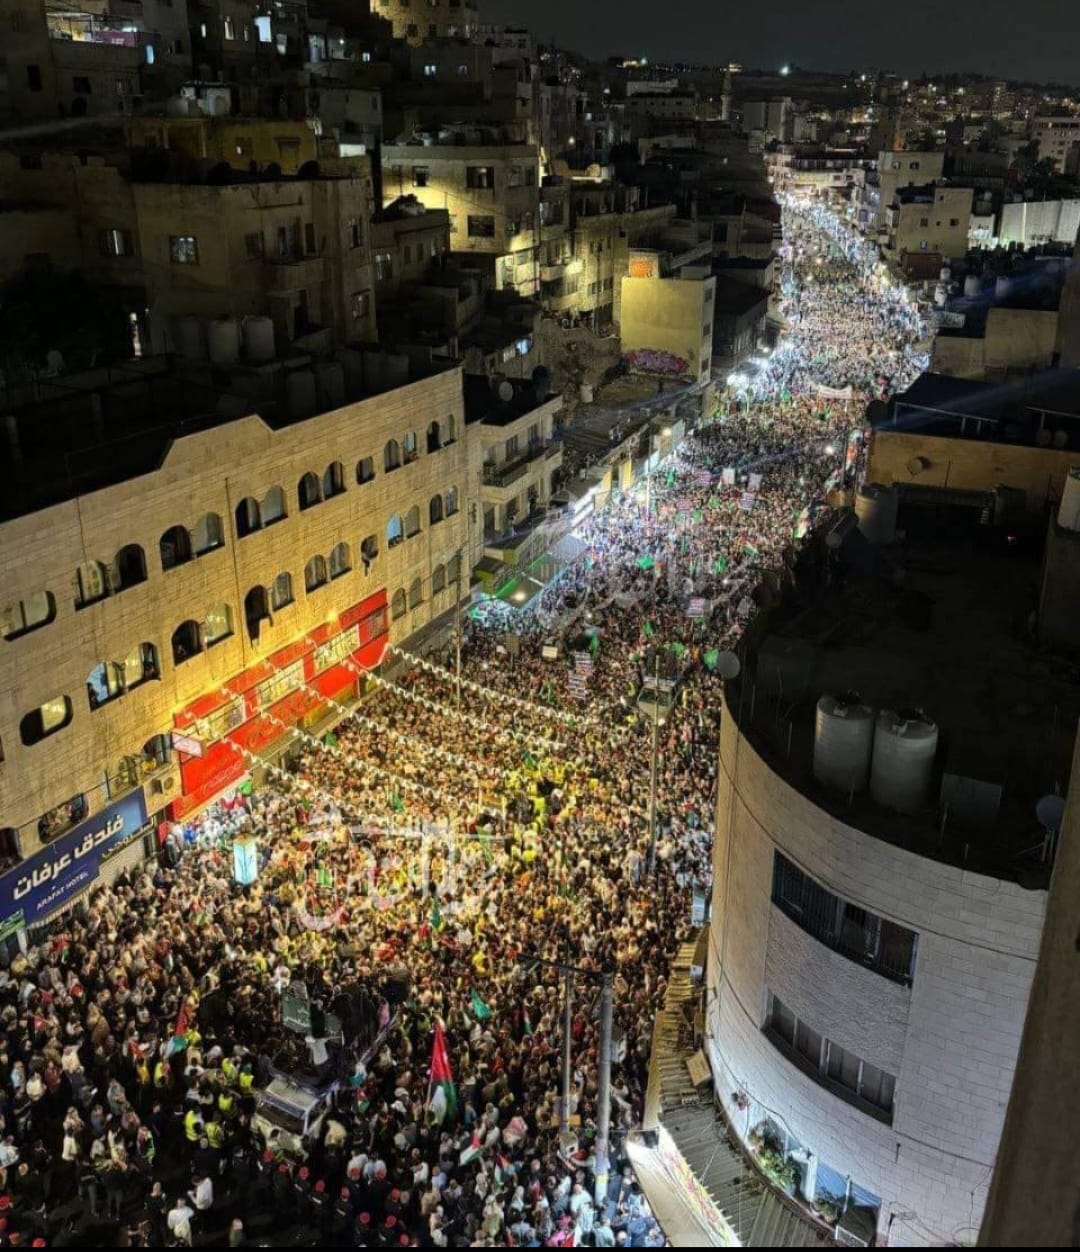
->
[252,1074,339,1157]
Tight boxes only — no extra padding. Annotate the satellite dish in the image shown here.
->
[1036,794,1066,834]
[715,651,740,680]
[497,380,514,403]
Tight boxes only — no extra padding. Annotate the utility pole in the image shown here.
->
[647,650,660,876]
[454,545,463,708]
[594,970,614,1205]
[560,964,574,1149]
[517,953,613,1168]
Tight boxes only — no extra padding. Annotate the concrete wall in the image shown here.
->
[708,706,1044,1245]
[0,367,476,846]
[931,307,1059,381]
[999,199,1080,248]
[619,274,716,385]
[868,431,1076,512]
[980,733,1080,1245]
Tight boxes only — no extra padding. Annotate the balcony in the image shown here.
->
[481,440,558,492]
[264,253,326,292]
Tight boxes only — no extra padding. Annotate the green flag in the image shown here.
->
[636,554,655,570]
[693,508,704,523]
[665,470,675,487]
[431,897,444,932]
[708,495,720,510]
[315,864,333,889]
[239,779,254,796]
[714,556,728,574]
[589,633,600,658]
[390,792,405,813]
[669,641,687,659]
[704,648,720,671]
[522,749,538,769]
[643,620,654,639]
[470,989,493,1021]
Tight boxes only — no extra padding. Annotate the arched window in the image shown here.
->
[384,439,401,472]
[405,505,421,538]
[87,661,124,710]
[236,497,262,538]
[445,485,459,516]
[305,555,328,592]
[192,512,224,556]
[429,494,444,525]
[141,733,173,770]
[386,514,404,548]
[262,485,287,526]
[75,560,109,609]
[113,544,147,591]
[357,456,375,485]
[427,419,442,453]
[445,414,458,444]
[329,542,351,579]
[432,563,446,594]
[172,620,202,664]
[271,571,294,610]
[244,586,271,642]
[361,535,379,565]
[447,553,462,584]
[323,461,346,499]
[391,589,407,620]
[298,471,322,511]
[408,577,423,609]
[20,695,73,746]
[403,431,418,463]
[123,642,159,689]
[1,590,56,641]
[160,524,192,571]
[204,603,233,646]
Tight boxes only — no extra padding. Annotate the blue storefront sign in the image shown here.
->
[0,790,148,931]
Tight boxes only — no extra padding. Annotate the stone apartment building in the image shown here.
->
[380,135,541,297]
[0,356,478,863]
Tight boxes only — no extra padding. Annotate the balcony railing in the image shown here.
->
[482,440,553,488]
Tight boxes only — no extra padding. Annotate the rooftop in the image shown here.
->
[0,350,455,522]
[730,504,1080,886]
[875,370,1080,449]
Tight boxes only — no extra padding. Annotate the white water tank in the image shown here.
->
[286,370,317,419]
[963,274,981,298]
[1058,466,1080,531]
[315,362,346,410]
[813,695,875,794]
[175,315,205,360]
[871,709,938,814]
[243,315,275,363]
[855,483,898,544]
[208,317,241,365]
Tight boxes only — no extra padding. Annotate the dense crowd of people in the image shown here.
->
[0,199,926,1246]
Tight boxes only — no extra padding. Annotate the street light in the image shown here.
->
[516,952,615,1204]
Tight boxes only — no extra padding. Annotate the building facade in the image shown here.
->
[381,138,540,297]
[708,699,1045,1245]
[0,363,474,864]
[620,271,715,387]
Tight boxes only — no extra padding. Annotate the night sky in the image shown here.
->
[488,0,1079,85]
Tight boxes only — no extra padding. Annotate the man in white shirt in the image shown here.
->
[189,1172,214,1212]
[167,1198,194,1245]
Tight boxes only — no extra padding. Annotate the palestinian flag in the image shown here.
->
[494,1154,511,1189]
[459,1132,483,1167]
[470,989,493,1022]
[429,1020,457,1119]
[167,1002,191,1057]
[523,1008,534,1037]
[742,541,761,559]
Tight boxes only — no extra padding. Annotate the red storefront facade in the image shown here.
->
[169,590,389,819]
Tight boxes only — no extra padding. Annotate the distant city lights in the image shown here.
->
[780,65,791,77]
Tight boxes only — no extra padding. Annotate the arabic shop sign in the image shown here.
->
[0,790,148,929]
